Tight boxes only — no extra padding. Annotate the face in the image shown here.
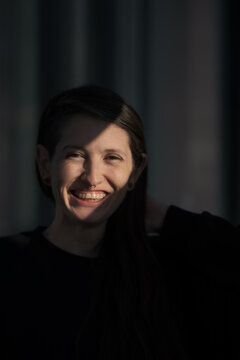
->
[37,115,144,227]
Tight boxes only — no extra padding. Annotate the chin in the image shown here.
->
[68,209,108,226]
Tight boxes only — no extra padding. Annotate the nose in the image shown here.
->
[80,157,103,186]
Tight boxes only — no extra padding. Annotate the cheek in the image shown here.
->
[53,163,78,184]
[108,169,131,189]
[118,165,133,185]
[50,164,74,200]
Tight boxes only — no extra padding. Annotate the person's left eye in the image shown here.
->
[105,155,122,161]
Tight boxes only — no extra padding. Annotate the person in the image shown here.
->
[0,85,239,360]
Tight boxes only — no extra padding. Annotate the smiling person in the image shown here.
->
[37,109,145,258]
[1,85,240,360]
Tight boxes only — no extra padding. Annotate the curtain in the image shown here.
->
[0,0,238,236]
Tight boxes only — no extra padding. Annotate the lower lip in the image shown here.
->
[69,193,108,206]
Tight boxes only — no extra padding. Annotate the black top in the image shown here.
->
[0,205,240,359]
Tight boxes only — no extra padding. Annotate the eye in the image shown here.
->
[105,155,122,161]
[67,152,85,159]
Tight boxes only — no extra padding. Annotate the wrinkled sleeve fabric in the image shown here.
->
[159,205,240,288]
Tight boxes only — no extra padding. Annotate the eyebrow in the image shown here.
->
[63,145,84,151]
[62,145,127,158]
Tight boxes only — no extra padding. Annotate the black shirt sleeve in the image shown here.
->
[159,205,240,287]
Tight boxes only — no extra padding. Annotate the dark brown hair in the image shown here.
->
[36,85,185,359]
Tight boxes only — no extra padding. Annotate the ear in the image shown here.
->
[127,153,147,191]
[36,145,51,186]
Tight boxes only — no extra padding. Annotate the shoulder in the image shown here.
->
[147,204,239,240]
[0,228,44,266]
[148,205,240,286]
[160,205,240,238]
[145,199,238,235]
[0,231,34,251]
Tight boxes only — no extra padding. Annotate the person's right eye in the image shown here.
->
[67,153,84,158]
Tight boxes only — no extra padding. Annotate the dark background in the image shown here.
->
[0,0,239,235]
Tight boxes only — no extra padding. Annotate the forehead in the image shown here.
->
[58,115,131,150]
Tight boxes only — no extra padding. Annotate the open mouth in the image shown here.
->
[69,190,108,202]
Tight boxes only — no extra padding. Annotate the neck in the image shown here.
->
[43,218,106,258]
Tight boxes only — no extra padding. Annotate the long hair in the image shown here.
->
[36,85,186,359]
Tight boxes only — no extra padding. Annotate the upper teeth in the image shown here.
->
[73,191,106,200]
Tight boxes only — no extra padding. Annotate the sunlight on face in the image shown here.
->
[49,115,135,226]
